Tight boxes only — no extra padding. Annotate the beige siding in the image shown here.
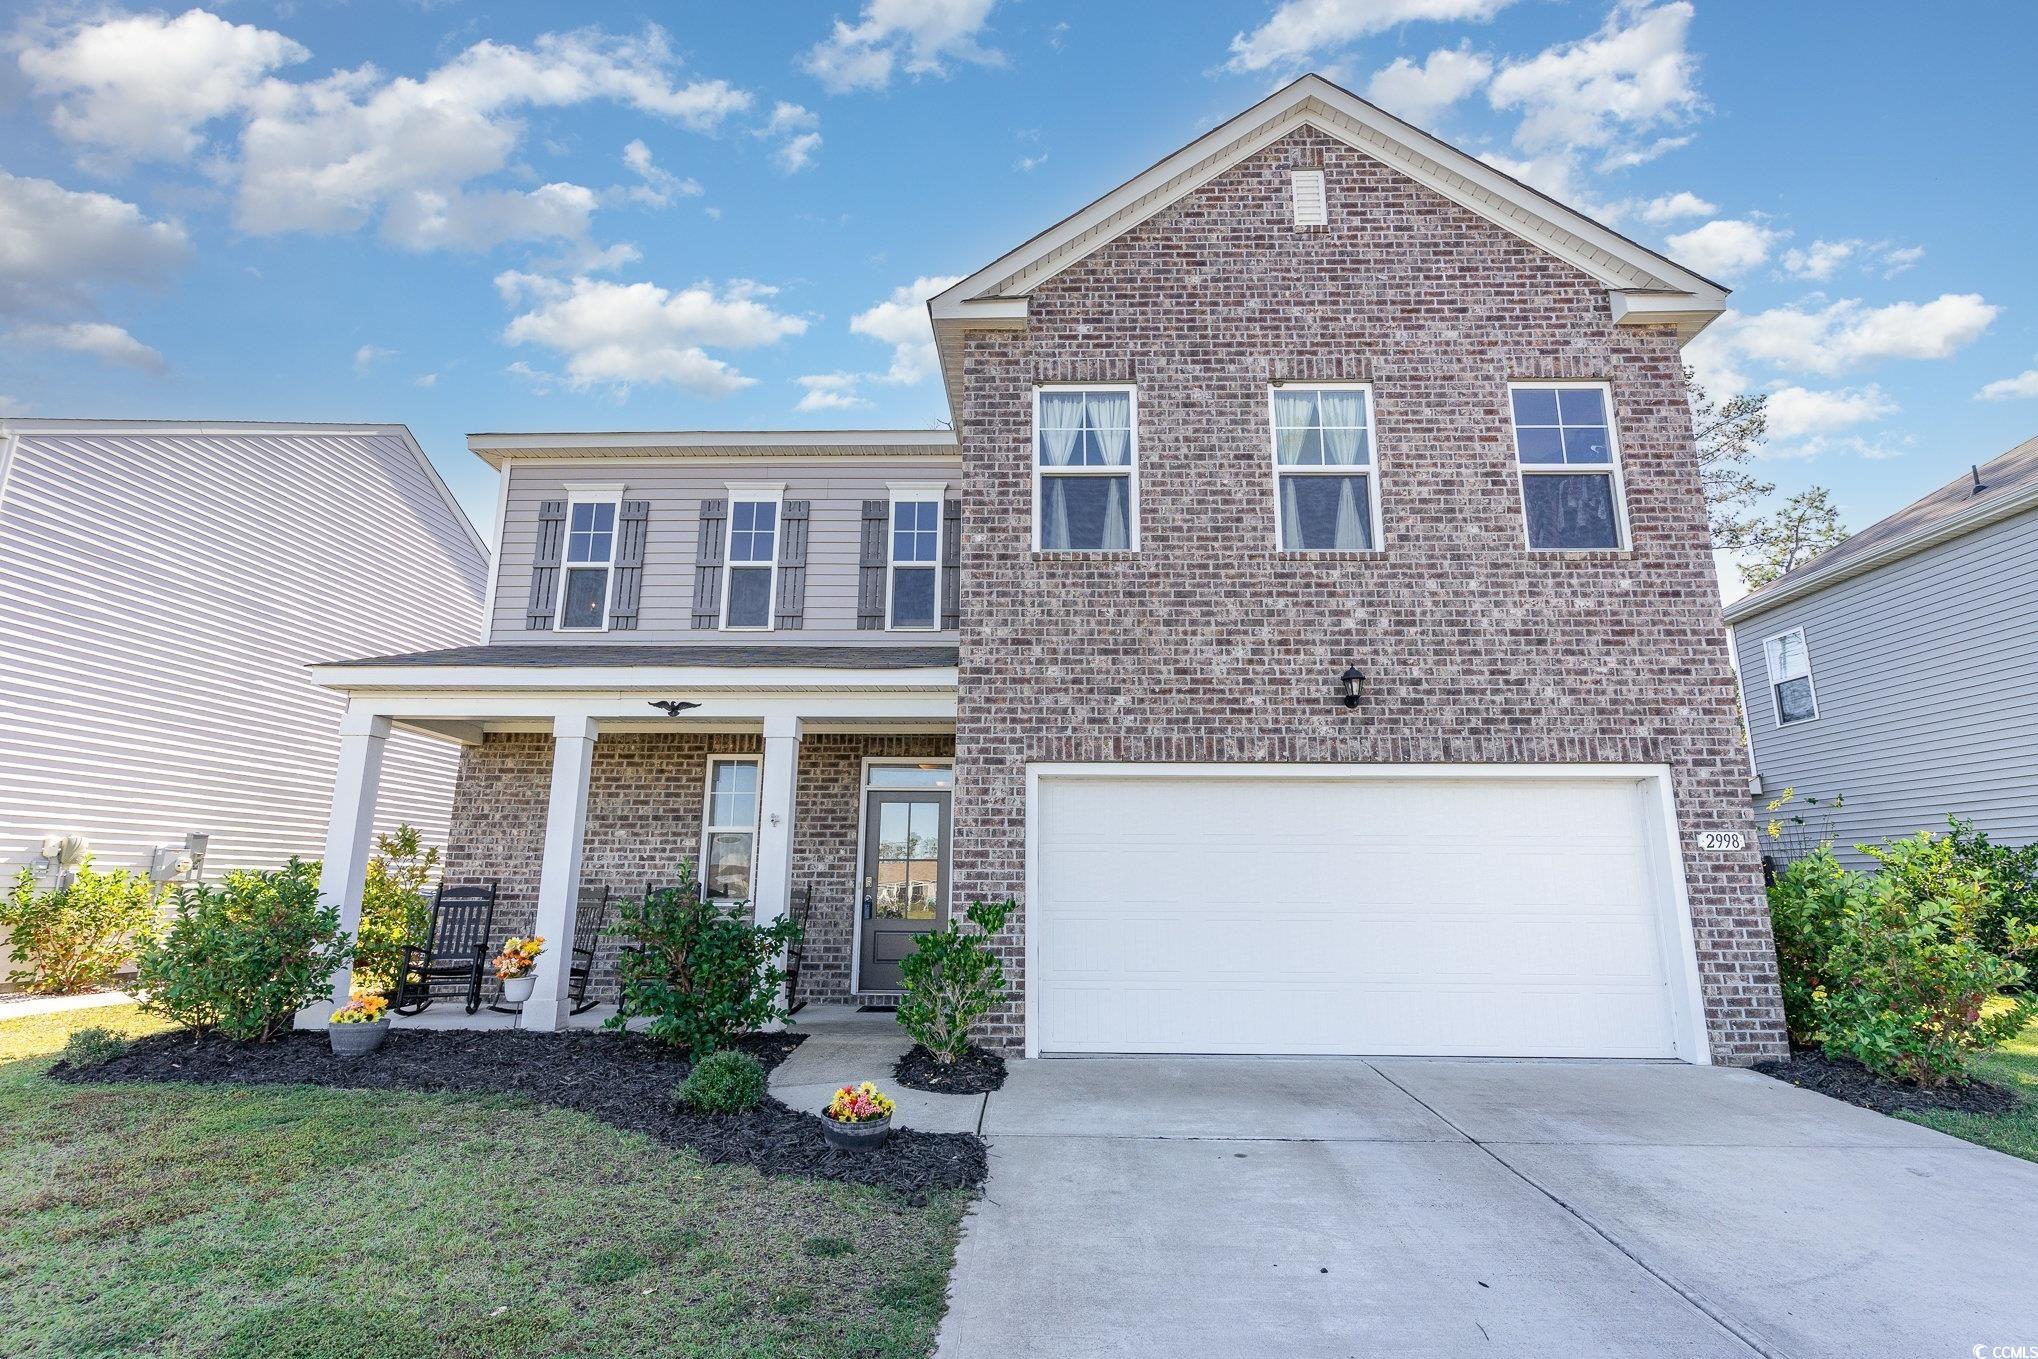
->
[0,426,487,918]
[492,457,962,644]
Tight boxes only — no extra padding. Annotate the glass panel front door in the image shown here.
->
[860,789,950,992]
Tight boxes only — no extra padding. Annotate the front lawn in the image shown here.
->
[1899,1012,2038,1163]
[0,1004,967,1359]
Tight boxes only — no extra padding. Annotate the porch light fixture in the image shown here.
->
[1338,666,1365,709]
[649,700,701,716]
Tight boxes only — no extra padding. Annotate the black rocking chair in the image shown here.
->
[391,881,499,1015]
[567,881,611,1015]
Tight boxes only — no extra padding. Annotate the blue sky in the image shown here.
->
[5,0,2036,582]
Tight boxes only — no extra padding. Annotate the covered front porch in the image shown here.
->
[304,643,958,1031]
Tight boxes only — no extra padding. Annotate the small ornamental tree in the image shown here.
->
[1945,817,2038,978]
[0,861,162,995]
[897,898,1015,1065]
[136,859,352,1042]
[354,824,439,995]
[605,860,801,1057]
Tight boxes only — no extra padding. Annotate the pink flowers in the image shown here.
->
[824,1081,895,1124]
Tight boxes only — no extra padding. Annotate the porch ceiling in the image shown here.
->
[324,642,959,669]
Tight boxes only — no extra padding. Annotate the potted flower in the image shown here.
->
[819,1081,896,1151]
[328,994,390,1056]
[492,936,545,1004]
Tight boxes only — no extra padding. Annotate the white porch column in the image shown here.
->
[312,709,391,1020]
[525,713,597,1032]
[753,714,802,932]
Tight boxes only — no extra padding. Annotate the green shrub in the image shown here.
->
[604,860,801,1057]
[1767,835,2038,1084]
[0,861,162,994]
[675,1049,767,1113]
[60,1025,128,1067]
[897,898,1015,1065]
[353,825,439,995]
[135,859,352,1042]
[1945,818,2038,977]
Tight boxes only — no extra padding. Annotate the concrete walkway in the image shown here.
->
[769,1004,985,1134]
[936,1055,2038,1359]
[0,989,135,1019]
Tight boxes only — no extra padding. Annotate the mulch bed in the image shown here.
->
[54,1027,986,1194]
[894,1044,1006,1095]
[1753,1048,2022,1118]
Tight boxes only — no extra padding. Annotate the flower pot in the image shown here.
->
[499,974,536,1003]
[329,1018,390,1057]
[820,1112,893,1151]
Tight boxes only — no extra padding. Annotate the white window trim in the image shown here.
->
[1762,626,1820,728]
[1031,383,1140,553]
[1267,381,1385,553]
[1507,380,1631,553]
[555,482,626,632]
[700,754,763,904]
[850,755,956,995]
[886,482,947,632]
[720,482,785,632]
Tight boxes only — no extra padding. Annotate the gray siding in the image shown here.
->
[0,426,487,952]
[1734,503,2038,865]
[492,458,962,644]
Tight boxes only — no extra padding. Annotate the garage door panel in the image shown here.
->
[1033,775,1686,1058]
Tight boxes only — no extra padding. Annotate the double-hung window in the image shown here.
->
[888,494,941,630]
[1271,384,1380,550]
[1035,386,1136,551]
[558,494,619,630]
[701,757,760,905]
[1509,382,1628,550]
[722,493,779,629]
[1764,628,1819,725]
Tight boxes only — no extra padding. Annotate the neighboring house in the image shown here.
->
[1727,434,2038,866]
[0,420,487,982]
[312,75,1787,1064]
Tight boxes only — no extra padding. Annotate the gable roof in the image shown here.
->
[928,72,1729,425]
[1724,434,2038,624]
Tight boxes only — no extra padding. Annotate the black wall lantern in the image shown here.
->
[1339,666,1365,709]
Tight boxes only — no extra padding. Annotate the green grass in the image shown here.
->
[1898,1011,2038,1164]
[0,1004,967,1359]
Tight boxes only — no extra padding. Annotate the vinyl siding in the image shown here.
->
[1733,503,2038,865]
[0,428,487,931]
[491,458,962,644]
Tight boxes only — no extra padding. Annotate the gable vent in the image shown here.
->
[1291,169,1327,227]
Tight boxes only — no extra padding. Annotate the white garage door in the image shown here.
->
[1032,773,1694,1059]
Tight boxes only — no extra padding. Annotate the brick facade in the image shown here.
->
[949,126,1790,1063]
[442,731,954,1003]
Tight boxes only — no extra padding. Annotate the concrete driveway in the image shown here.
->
[934,1057,2038,1359]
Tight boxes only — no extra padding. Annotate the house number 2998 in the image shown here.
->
[1695,830,1747,852]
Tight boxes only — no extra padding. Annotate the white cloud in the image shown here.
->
[1488,3,1702,157]
[1880,244,1924,277]
[1227,0,1515,73]
[1637,190,1714,223]
[1764,384,1897,439]
[8,320,165,371]
[1478,150,1625,223]
[802,0,1003,94]
[0,171,190,317]
[1755,432,1908,464]
[1364,44,1493,122]
[15,8,307,169]
[795,371,872,411]
[619,139,703,207]
[496,272,806,396]
[0,395,26,415]
[1014,152,1048,172]
[1977,369,2038,401]
[1700,293,2000,382]
[1781,238,1858,281]
[850,274,962,384]
[758,103,822,172]
[354,343,394,373]
[1664,218,1786,280]
[414,372,439,388]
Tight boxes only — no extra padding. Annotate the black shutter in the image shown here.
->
[609,500,650,630]
[526,499,567,629]
[940,497,961,631]
[691,498,727,629]
[857,499,888,630]
[775,500,810,630]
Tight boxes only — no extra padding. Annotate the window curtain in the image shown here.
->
[1273,390,1313,464]
[1318,390,1367,465]
[1086,391,1131,465]
[1101,477,1129,549]
[1279,478,1304,546]
[1334,476,1365,547]
[1039,391,1084,466]
[1042,478,1073,548]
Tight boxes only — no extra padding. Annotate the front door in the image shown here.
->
[859,789,950,992]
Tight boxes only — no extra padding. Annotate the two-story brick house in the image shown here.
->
[311,76,1788,1064]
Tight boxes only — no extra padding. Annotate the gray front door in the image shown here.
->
[860,789,950,992]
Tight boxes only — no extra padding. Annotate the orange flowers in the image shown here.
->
[491,936,545,981]
[330,994,388,1025]
[825,1081,895,1124]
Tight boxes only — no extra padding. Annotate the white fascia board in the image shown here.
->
[469,429,956,451]
[308,662,960,694]
[1610,289,1730,342]
[331,689,958,724]
[1722,487,2038,624]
